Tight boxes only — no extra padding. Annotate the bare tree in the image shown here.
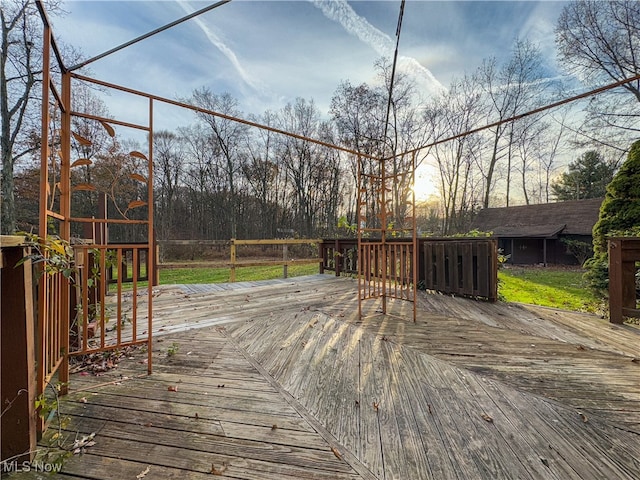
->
[556,1,640,149]
[1,1,52,232]
[556,0,640,100]
[276,97,322,237]
[153,130,185,238]
[330,79,386,225]
[375,58,429,231]
[190,88,248,238]
[477,39,547,208]
[423,74,485,234]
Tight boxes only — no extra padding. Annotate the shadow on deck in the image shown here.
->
[25,274,640,479]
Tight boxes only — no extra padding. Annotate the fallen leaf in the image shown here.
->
[72,432,96,454]
[373,401,379,411]
[195,413,199,420]
[481,413,494,423]
[576,345,585,350]
[271,424,278,430]
[211,463,227,475]
[136,466,150,479]
[578,412,588,423]
[331,446,342,460]
[80,397,87,403]
[168,386,178,392]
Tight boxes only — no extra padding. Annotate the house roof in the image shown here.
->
[472,198,603,238]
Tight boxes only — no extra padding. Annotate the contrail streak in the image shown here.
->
[311,0,445,95]
[176,0,264,93]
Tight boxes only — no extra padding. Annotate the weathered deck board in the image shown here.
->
[33,274,640,479]
[226,307,640,479]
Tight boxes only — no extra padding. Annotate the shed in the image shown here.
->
[471,198,603,265]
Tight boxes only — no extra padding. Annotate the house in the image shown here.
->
[471,198,603,265]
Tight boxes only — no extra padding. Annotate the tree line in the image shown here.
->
[3,0,639,239]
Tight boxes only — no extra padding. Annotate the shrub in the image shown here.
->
[585,140,640,295]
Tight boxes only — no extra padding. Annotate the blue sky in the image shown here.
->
[52,0,569,119]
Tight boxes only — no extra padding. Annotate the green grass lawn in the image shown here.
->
[159,263,321,284]
[498,266,602,313]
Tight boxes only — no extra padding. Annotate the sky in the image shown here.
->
[51,0,569,117]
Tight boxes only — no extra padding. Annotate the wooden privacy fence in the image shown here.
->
[608,237,640,324]
[423,238,498,301]
[320,238,499,301]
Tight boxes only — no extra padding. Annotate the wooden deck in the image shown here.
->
[25,274,640,479]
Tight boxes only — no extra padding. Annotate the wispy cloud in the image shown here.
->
[175,0,265,94]
[311,0,445,95]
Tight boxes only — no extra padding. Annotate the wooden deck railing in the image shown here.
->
[156,239,322,282]
[320,237,498,301]
[106,244,151,285]
[229,239,322,282]
[608,237,640,324]
[319,238,359,276]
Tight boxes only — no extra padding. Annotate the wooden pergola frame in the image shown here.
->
[34,0,640,400]
[35,0,420,401]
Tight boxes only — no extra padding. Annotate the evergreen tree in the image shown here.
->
[584,140,640,294]
[551,150,616,201]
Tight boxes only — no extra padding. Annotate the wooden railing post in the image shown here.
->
[335,239,341,277]
[319,240,326,274]
[283,244,289,279]
[230,239,237,282]
[1,237,37,464]
[609,239,624,324]
[608,238,640,324]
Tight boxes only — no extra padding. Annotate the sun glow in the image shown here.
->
[412,161,439,202]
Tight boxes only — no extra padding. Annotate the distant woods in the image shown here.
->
[5,1,640,237]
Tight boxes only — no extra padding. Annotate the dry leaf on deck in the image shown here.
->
[578,412,588,423]
[211,463,227,475]
[136,466,150,479]
[168,385,178,392]
[331,447,342,460]
[481,413,494,423]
